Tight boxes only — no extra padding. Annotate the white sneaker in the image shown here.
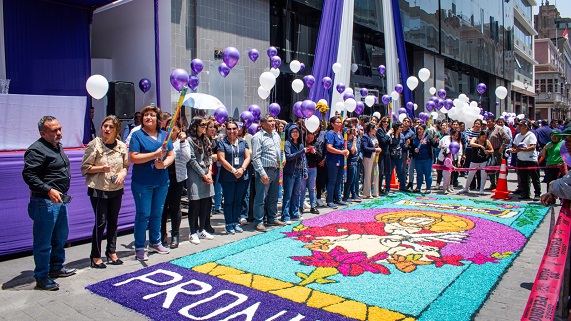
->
[199,230,214,240]
[239,218,248,225]
[189,233,200,244]
[303,201,311,209]
[284,220,292,225]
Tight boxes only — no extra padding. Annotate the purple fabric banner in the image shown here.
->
[0,149,135,257]
[154,0,161,108]
[391,0,414,117]
[308,0,344,118]
[87,262,353,321]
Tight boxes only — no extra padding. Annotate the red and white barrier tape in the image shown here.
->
[431,164,564,172]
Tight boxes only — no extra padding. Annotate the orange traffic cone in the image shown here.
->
[390,168,399,190]
[491,159,511,200]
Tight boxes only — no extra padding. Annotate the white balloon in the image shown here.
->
[406,76,419,91]
[332,63,342,74]
[335,101,345,114]
[398,113,407,122]
[458,94,468,102]
[259,72,276,91]
[270,68,280,78]
[291,79,304,93]
[345,88,354,94]
[502,112,507,116]
[495,86,508,99]
[290,60,301,73]
[318,99,328,105]
[345,98,357,112]
[304,115,320,133]
[258,86,270,99]
[365,95,375,107]
[453,99,462,108]
[418,68,431,82]
[470,101,478,108]
[430,112,438,120]
[391,91,400,101]
[517,114,525,120]
[414,103,418,110]
[429,87,436,95]
[440,106,448,114]
[86,75,109,100]
[351,63,358,73]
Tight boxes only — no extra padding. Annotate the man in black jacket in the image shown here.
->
[22,116,76,291]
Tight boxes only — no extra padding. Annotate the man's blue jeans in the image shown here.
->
[415,158,433,190]
[253,168,279,225]
[343,161,358,200]
[28,197,69,280]
[326,160,344,203]
[299,167,317,208]
[131,181,169,250]
[220,180,248,226]
[386,158,406,190]
[282,168,302,221]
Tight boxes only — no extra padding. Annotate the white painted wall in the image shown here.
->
[91,0,171,113]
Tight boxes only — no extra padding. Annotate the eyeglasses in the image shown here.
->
[227,128,238,131]
[381,121,389,123]
[198,124,207,128]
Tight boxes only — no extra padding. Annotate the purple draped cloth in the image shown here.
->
[392,0,414,117]
[308,0,345,119]
[0,149,136,257]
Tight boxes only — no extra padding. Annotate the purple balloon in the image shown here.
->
[488,112,494,118]
[360,88,368,97]
[425,101,436,112]
[248,123,259,136]
[218,63,230,78]
[381,94,391,105]
[395,84,404,94]
[170,69,189,91]
[267,46,278,58]
[343,92,355,101]
[268,103,280,117]
[139,78,151,93]
[392,112,398,122]
[190,59,204,74]
[240,111,254,128]
[437,99,445,108]
[445,98,454,110]
[248,48,259,62]
[398,108,407,114]
[322,77,333,90]
[336,83,346,94]
[496,102,500,106]
[293,101,304,118]
[449,141,460,155]
[406,101,414,110]
[299,63,305,73]
[189,75,199,91]
[271,56,282,69]
[477,83,487,95]
[378,65,386,75]
[419,112,429,122]
[430,96,439,104]
[222,47,240,69]
[301,100,316,118]
[355,101,364,115]
[214,107,228,124]
[303,75,315,89]
[248,104,261,119]
[437,88,447,99]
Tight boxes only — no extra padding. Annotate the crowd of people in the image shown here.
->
[23,106,570,290]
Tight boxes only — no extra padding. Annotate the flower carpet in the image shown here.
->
[87,193,548,320]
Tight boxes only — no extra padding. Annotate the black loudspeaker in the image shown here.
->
[107,81,135,119]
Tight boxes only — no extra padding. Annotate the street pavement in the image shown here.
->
[0,175,562,321]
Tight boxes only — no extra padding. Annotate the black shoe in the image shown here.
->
[533,195,541,201]
[170,235,179,249]
[105,251,124,265]
[412,189,421,193]
[161,234,168,247]
[310,207,320,214]
[205,226,215,234]
[406,183,413,189]
[90,257,107,269]
[48,267,77,278]
[519,196,532,200]
[512,189,523,195]
[36,277,59,291]
[484,186,496,191]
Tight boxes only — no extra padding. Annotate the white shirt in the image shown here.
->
[513,131,538,162]
[124,125,141,147]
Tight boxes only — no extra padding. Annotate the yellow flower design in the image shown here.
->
[303,239,333,251]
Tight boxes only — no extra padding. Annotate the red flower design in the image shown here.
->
[292,246,390,276]
[465,253,499,265]
[426,255,464,267]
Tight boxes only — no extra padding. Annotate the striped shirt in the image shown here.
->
[464,128,480,149]
[251,129,281,177]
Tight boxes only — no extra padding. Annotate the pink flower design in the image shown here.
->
[291,246,390,276]
[465,253,499,265]
[426,255,465,267]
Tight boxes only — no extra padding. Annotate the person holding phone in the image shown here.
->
[23,116,77,291]
[81,115,129,268]
[129,105,175,261]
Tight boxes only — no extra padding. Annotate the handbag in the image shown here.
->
[390,145,402,159]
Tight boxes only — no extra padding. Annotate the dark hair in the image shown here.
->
[38,116,57,132]
[140,105,162,131]
[392,121,402,132]
[329,115,342,125]
[449,129,458,138]
[478,130,488,138]
[365,122,377,134]
[486,116,496,121]
[225,118,239,130]
[473,119,483,126]
[188,117,212,156]
[101,115,122,141]
[416,124,427,134]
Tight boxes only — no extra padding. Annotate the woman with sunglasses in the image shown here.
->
[376,116,391,195]
[187,117,215,244]
[325,116,350,208]
[411,124,439,193]
[217,119,251,234]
